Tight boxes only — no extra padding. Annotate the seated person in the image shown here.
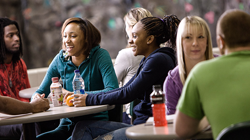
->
[164,16,216,115]
[174,9,250,139]
[0,94,49,139]
[0,17,39,139]
[68,15,180,140]
[115,7,153,124]
[115,8,152,87]
[0,17,30,102]
[33,17,119,140]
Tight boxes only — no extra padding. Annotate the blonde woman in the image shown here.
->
[114,7,153,124]
[164,16,217,115]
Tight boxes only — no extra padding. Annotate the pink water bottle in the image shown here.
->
[150,85,167,126]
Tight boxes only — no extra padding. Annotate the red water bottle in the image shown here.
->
[150,85,167,126]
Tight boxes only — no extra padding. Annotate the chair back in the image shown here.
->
[216,120,250,140]
[108,104,123,122]
[130,99,141,123]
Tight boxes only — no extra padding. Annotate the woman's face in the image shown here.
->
[125,22,133,45]
[63,23,85,57]
[129,22,149,57]
[182,26,207,62]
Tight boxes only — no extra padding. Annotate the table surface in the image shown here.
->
[0,104,115,126]
[126,120,212,140]
[19,86,39,98]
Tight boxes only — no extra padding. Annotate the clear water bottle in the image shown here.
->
[150,85,167,126]
[72,70,85,94]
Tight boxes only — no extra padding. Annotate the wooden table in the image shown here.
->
[0,104,115,140]
[19,86,39,99]
[126,116,212,140]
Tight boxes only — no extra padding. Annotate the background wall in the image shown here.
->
[0,0,249,69]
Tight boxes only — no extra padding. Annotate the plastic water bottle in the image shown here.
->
[72,70,85,94]
[150,85,167,126]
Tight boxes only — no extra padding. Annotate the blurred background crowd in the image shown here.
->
[0,0,249,69]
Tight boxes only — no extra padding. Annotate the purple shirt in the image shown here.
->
[163,66,183,115]
[164,54,219,115]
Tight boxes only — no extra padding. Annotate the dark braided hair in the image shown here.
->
[140,15,180,50]
[0,18,23,64]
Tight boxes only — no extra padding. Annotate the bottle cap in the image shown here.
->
[152,85,161,90]
[74,69,80,73]
[51,77,59,83]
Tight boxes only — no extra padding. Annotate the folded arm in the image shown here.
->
[0,95,49,115]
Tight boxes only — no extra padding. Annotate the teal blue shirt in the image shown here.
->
[33,46,119,120]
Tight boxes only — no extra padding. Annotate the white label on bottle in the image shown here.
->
[51,87,63,107]
[151,97,162,101]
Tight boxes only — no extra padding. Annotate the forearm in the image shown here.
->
[0,96,33,115]
[198,117,210,132]
[174,111,200,138]
[85,86,117,94]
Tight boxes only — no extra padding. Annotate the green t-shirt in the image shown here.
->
[177,50,250,139]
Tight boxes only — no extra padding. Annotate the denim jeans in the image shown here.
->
[71,120,132,140]
[36,118,74,140]
[0,120,58,140]
[0,124,22,139]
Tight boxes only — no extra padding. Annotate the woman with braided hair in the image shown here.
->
[67,14,180,140]
[115,8,153,124]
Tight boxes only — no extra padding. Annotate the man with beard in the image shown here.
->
[0,18,30,102]
[0,18,52,139]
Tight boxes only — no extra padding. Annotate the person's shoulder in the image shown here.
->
[147,48,174,64]
[17,59,27,67]
[94,46,109,54]
[19,58,26,64]
[92,46,111,60]
[119,48,131,53]
[118,48,143,60]
[191,58,220,76]
[117,48,133,57]
[16,59,28,71]
[168,66,179,77]
[150,47,174,57]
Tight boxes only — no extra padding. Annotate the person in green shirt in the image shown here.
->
[175,9,250,139]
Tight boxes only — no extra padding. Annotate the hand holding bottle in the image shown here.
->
[71,93,88,107]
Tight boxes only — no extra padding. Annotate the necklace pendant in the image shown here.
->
[9,79,12,88]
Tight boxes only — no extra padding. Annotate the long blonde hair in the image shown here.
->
[176,16,214,84]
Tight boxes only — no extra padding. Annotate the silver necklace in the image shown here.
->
[3,64,13,88]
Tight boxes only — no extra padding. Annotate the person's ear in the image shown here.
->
[146,35,154,45]
[217,35,225,55]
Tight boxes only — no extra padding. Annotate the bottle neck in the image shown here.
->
[154,89,161,92]
[75,72,81,76]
